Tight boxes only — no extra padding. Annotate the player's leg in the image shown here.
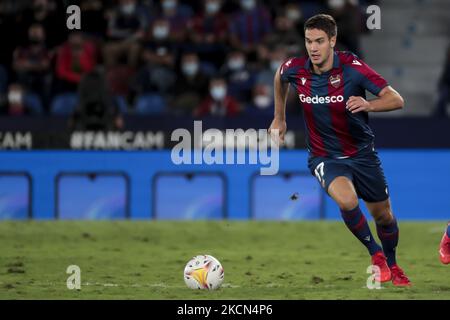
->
[310,159,389,282]
[365,198,398,267]
[365,198,402,274]
[327,176,383,257]
[352,153,411,286]
[439,222,450,264]
[365,199,411,286]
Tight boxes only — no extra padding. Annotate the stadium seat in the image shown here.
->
[135,94,165,114]
[24,93,44,115]
[50,93,78,115]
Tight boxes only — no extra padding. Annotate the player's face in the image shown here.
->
[305,28,336,67]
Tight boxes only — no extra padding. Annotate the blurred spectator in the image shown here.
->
[255,45,288,98]
[3,84,35,116]
[0,2,25,71]
[157,0,194,42]
[79,0,108,39]
[103,0,147,68]
[326,0,363,57]
[220,50,255,104]
[0,0,390,118]
[13,23,52,107]
[171,52,210,115]
[19,0,66,48]
[264,6,305,57]
[187,0,229,67]
[284,2,304,28]
[245,83,273,115]
[131,18,177,99]
[0,0,27,16]
[434,46,450,118]
[70,68,123,131]
[106,64,136,99]
[195,76,239,116]
[55,32,98,93]
[229,0,272,59]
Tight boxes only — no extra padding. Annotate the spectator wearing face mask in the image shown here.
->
[255,45,288,92]
[156,0,194,42]
[172,52,210,115]
[4,84,37,116]
[187,0,228,68]
[131,18,177,99]
[254,45,299,115]
[195,77,239,117]
[103,0,147,68]
[264,6,305,57]
[13,23,52,108]
[220,50,255,104]
[229,0,272,59]
[55,31,98,93]
[246,83,273,115]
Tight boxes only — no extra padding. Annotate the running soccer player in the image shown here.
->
[439,223,450,264]
[269,14,411,286]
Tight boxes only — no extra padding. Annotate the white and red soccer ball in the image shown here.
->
[184,255,224,290]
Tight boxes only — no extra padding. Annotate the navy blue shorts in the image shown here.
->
[308,152,389,203]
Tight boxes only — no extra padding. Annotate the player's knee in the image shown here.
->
[368,201,394,225]
[374,209,394,225]
[336,194,359,211]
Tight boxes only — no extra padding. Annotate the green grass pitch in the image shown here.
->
[0,220,449,299]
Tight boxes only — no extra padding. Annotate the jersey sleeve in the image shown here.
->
[279,58,296,83]
[352,57,388,96]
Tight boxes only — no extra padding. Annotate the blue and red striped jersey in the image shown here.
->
[280,51,388,158]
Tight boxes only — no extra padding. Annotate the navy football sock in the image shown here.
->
[376,218,399,267]
[447,223,450,238]
[340,206,382,256]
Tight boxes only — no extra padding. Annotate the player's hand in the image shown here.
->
[268,118,287,146]
[346,96,372,113]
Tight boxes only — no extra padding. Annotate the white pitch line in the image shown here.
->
[2,281,322,289]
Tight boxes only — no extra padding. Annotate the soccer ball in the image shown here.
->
[184,255,224,290]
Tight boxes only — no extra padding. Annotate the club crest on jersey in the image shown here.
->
[329,75,341,88]
[300,77,307,85]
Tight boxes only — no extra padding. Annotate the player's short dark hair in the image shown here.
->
[304,14,337,39]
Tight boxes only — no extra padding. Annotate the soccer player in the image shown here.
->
[269,14,411,286]
[439,223,450,264]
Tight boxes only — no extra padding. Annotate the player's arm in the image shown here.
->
[269,65,289,144]
[346,86,404,113]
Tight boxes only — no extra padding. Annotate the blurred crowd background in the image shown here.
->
[0,0,448,132]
